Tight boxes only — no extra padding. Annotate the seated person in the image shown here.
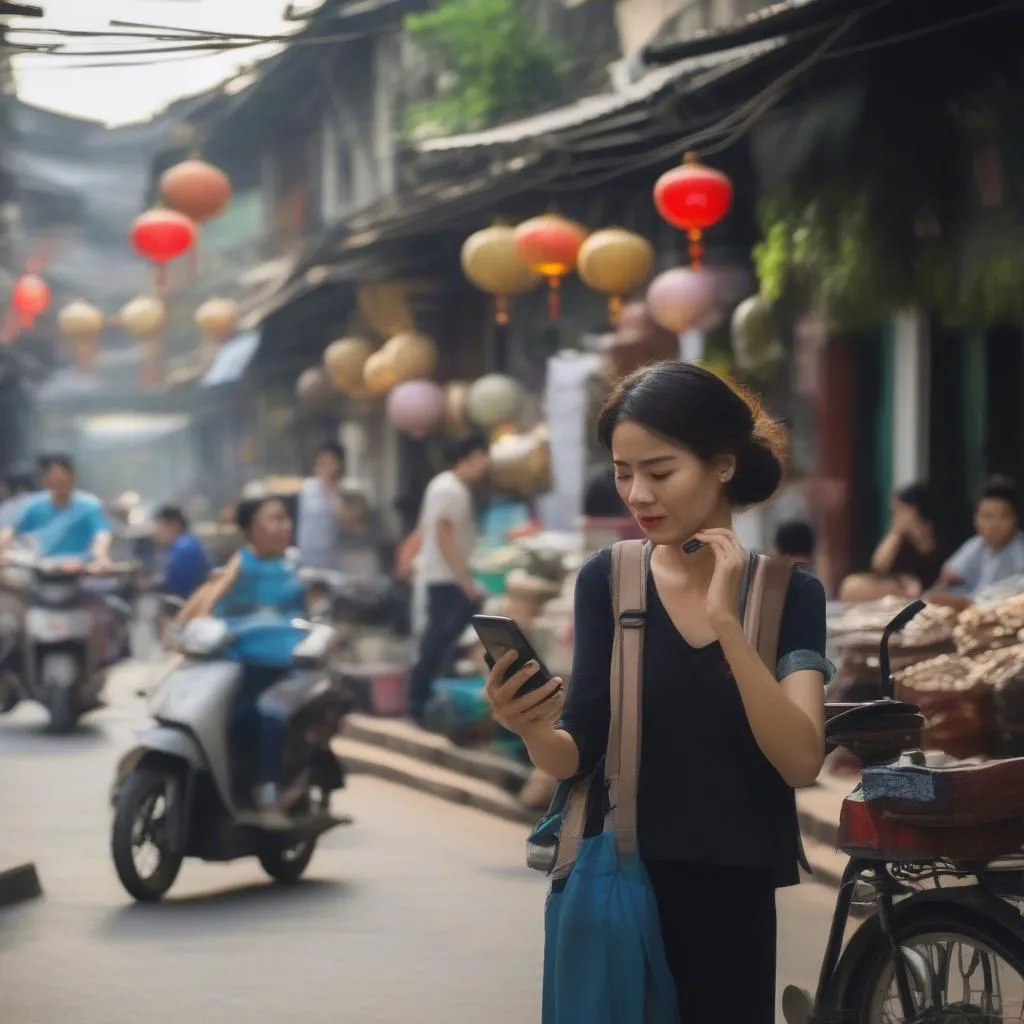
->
[179,496,306,829]
[774,519,815,569]
[0,454,110,566]
[152,506,209,601]
[840,483,942,603]
[937,479,1024,598]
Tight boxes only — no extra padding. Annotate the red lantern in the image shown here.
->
[159,159,232,224]
[653,152,733,269]
[514,214,588,319]
[130,208,197,288]
[11,273,51,327]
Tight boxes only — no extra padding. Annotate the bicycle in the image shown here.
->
[784,600,1024,1023]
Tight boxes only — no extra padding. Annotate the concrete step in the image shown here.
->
[335,718,854,893]
[342,714,532,795]
[335,736,538,826]
[0,862,42,910]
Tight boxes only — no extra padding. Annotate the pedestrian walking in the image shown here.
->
[407,435,490,725]
[296,441,347,571]
[486,362,832,1023]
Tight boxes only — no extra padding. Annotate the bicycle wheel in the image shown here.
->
[831,900,1024,1022]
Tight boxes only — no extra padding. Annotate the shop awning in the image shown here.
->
[642,0,847,65]
[414,40,782,155]
[201,330,261,388]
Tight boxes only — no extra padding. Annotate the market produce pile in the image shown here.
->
[829,592,1024,760]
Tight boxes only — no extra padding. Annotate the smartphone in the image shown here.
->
[471,615,552,698]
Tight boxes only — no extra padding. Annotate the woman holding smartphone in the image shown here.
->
[485,362,832,1022]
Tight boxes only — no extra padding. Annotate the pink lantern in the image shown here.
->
[387,380,446,438]
[646,268,717,334]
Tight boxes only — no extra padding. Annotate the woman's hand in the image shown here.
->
[694,527,748,633]
[485,649,565,738]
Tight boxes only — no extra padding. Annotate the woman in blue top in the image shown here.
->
[181,496,306,828]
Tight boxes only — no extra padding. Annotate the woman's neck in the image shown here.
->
[652,507,733,585]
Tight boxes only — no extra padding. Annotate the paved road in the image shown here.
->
[0,662,839,1023]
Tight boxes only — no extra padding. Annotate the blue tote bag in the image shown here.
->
[541,540,679,1024]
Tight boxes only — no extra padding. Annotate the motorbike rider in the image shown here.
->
[0,454,111,567]
[178,495,306,829]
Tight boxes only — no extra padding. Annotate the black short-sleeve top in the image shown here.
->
[557,548,833,888]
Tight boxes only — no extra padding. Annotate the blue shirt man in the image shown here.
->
[0,456,111,563]
[153,506,210,599]
[941,481,1024,594]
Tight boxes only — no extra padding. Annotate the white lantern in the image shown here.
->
[467,373,524,429]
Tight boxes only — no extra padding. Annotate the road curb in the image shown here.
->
[0,863,42,909]
[343,715,531,794]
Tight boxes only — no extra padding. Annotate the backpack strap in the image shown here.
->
[756,555,794,671]
[605,538,649,856]
[551,540,649,877]
[741,553,794,671]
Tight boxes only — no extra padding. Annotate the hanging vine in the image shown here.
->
[749,57,1024,331]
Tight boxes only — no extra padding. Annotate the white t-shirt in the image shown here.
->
[417,470,476,586]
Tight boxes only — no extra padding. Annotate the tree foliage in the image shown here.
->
[405,0,566,137]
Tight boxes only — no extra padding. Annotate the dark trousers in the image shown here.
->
[408,583,477,720]
[232,665,290,787]
[645,860,777,1022]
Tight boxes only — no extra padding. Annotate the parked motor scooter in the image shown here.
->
[0,548,135,732]
[109,613,355,902]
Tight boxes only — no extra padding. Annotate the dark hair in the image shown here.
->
[314,441,345,465]
[154,505,189,532]
[235,496,288,536]
[446,434,489,467]
[775,520,815,558]
[979,478,1020,518]
[39,453,74,475]
[895,482,933,522]
[597,362,787,507]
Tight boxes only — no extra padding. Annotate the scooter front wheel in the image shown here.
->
[112,769,183,902]
[258,837,316,884]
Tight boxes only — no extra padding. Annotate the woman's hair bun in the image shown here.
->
[728,412,788,507]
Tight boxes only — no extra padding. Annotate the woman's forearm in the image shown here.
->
[522,725,581,780]
[871,530,902,573]
[179,575,232,624]
[717,619,823,787]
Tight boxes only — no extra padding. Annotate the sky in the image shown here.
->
[11,0,300,126]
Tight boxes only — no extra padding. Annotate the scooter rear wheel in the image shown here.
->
[112,769,183,902]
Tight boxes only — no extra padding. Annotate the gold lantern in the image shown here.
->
[383,331,438,383]
[194,297,238,348]
[461,223,539,324]
[363,348,398,396]
[324,337,373,394]
[119,295,166,338]
[578,228,655,324]
[58,301,105,373]
[58,300,104,339]
[489,424,553,498]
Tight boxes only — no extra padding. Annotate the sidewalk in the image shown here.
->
[333,715,852,888]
